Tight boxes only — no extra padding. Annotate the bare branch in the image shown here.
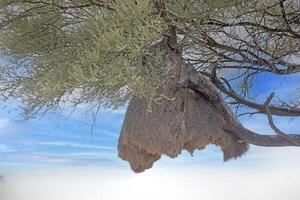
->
[264,92,300,145]
[186,69,300,147]
[225,122,300,147]
[203,72,300,117]
[21,0,115,10]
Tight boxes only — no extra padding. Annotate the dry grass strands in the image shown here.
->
[118,82,248,173]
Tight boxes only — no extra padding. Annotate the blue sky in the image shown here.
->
[0,72,300,175]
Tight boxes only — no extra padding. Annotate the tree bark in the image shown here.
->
[185,69,300,147]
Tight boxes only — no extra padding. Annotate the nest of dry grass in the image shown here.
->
[118,81,248,172]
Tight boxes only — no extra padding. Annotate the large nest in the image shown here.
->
[118,73,248,172]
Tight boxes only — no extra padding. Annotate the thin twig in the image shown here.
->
[264,92,299,145]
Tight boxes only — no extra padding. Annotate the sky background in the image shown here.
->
[0,71,300,200]
[0,71,299,175]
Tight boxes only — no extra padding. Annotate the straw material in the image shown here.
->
[118,81,248,172]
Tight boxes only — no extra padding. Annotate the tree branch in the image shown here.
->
[207,73,300,117]
[224,122,300,147]
[264,92,300,145]
[22,0,115,10]
[184,69,300,147]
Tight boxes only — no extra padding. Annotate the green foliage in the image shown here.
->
[0,0,299,118]
[0,0,168,117]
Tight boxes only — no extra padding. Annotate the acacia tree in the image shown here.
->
[0,0,300,172]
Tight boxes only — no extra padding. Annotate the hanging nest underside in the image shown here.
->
[118,86,248,173]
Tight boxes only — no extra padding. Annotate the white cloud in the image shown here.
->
[97,129,119,138]
[2,166,300,200]
[39,141,116,150]
[0,118,9,130]
[32,151,115,159]
[0,144,15,153]
[63,152,115,157]
[29,154,74,164]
